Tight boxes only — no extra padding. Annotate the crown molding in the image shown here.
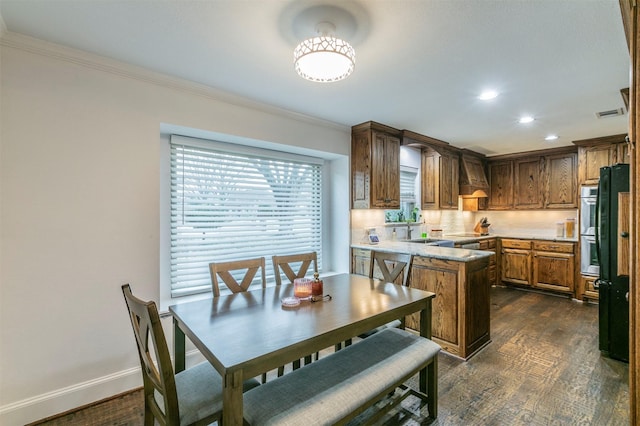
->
[0,31,349,132]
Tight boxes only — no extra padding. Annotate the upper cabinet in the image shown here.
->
[351,121,401,209]
[514,157,543,209]
[420,148,459,210]
[574,134,629,185]
[487,161,514,210]
[545,152,578,208]
[487,148,577,210]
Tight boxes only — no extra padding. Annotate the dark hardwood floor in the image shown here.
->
[32,286,629,426]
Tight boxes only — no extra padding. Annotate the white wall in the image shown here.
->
[0,33,351,424]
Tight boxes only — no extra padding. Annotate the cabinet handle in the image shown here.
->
[621,232,629,238]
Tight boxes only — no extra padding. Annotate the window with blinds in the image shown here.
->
[170,136,323,297]
[400,169,417,202]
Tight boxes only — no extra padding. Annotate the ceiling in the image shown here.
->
[0,0,631,156]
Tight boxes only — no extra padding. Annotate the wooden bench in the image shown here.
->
[243,327,440,425]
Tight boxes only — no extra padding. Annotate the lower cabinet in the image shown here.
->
[406,256,491,360]
[501,239,533,286]
[479,238,497,286]
[579,274,599,303]
[499,238,576,296]
[352,248,371,276]
[532,241,575,294]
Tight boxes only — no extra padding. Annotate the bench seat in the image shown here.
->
[243,327,440,425]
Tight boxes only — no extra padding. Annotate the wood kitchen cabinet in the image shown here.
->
[440,152,460,209]
[487,161,514,210]
[351,121,401,209]
[574,134,628,185]
[406,255,490,360]
[514,157,543,209]
[352,248,372,276]
[532,241,575,294]
[580,275,599,304]
[500,238,577,296]
[421,148,459,210]
[500,239,533,286]
[488,148,577,210]
[479,238,497,286]
[545,152,578,208]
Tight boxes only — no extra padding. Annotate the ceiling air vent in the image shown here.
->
[595,108,624,119]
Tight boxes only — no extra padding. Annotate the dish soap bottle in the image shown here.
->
[312,272,323,296]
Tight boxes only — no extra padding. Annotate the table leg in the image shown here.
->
[222,370,244,426]
[173,318,185,373]
[419,300,433,394]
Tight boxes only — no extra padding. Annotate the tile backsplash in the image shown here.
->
[351,209,578,243]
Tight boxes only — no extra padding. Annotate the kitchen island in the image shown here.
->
[351,241,493,360]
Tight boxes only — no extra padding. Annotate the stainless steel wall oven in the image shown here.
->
[580,186,598,276]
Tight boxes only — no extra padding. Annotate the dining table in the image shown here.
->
[169,273,436,425]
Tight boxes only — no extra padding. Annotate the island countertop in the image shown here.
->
[351,240,493,262]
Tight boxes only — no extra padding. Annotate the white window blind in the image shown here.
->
[170,136,323,297]
[400,169,417,203]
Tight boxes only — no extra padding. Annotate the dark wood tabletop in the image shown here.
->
[169,273,435,425]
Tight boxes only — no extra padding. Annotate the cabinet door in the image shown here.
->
[351,249,371,275]
[580,144,615,185]
[440,154,459,209]
[421,151,439,209]
[488,161,514,210]
[616,141,630,164]
[501,248,532,285]
[514,157,543,209]
[545,153,578,208]
[407,261,460,346]
[351,131,372,209]
[532,251,575,293]
[371,132,400,208]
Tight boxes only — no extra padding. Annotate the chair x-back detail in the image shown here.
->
[358,250,415,339]
[272,251,318,286]
[209,257,266,297]
[272,251,320,370]
[370,250,413,287]
[121,284,259,425]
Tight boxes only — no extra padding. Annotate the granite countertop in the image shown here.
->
[443,233,579,244]
[351,233,578,263]
[351,241,493,263]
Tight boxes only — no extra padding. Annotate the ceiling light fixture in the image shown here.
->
[294,22,355,83]
[545,134,559,141]
[519,115,534,124]
[478,90,499,100]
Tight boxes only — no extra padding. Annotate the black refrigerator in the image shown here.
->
[596,163,629,362]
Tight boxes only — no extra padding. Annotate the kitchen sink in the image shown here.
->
[406,238,455,247]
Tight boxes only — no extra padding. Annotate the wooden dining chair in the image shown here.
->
[272,251,318,286]
[209,257,279,382]
[359,250,414,338]
[272,251,319,369]
[121,284,259,426]
[209,257,266,297]
[370,250,413,287]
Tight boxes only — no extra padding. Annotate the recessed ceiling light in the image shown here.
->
[545,134,559,141]
[478,90,499,100]
[519,116,534,124]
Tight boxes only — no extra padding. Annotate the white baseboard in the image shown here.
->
[0,350,205,425]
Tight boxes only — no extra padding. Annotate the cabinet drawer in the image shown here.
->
[533,241,574,253]
[501,239,532,249]
[352,248,371,257]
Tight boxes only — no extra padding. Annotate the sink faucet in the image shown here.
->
[407,224,412,240]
